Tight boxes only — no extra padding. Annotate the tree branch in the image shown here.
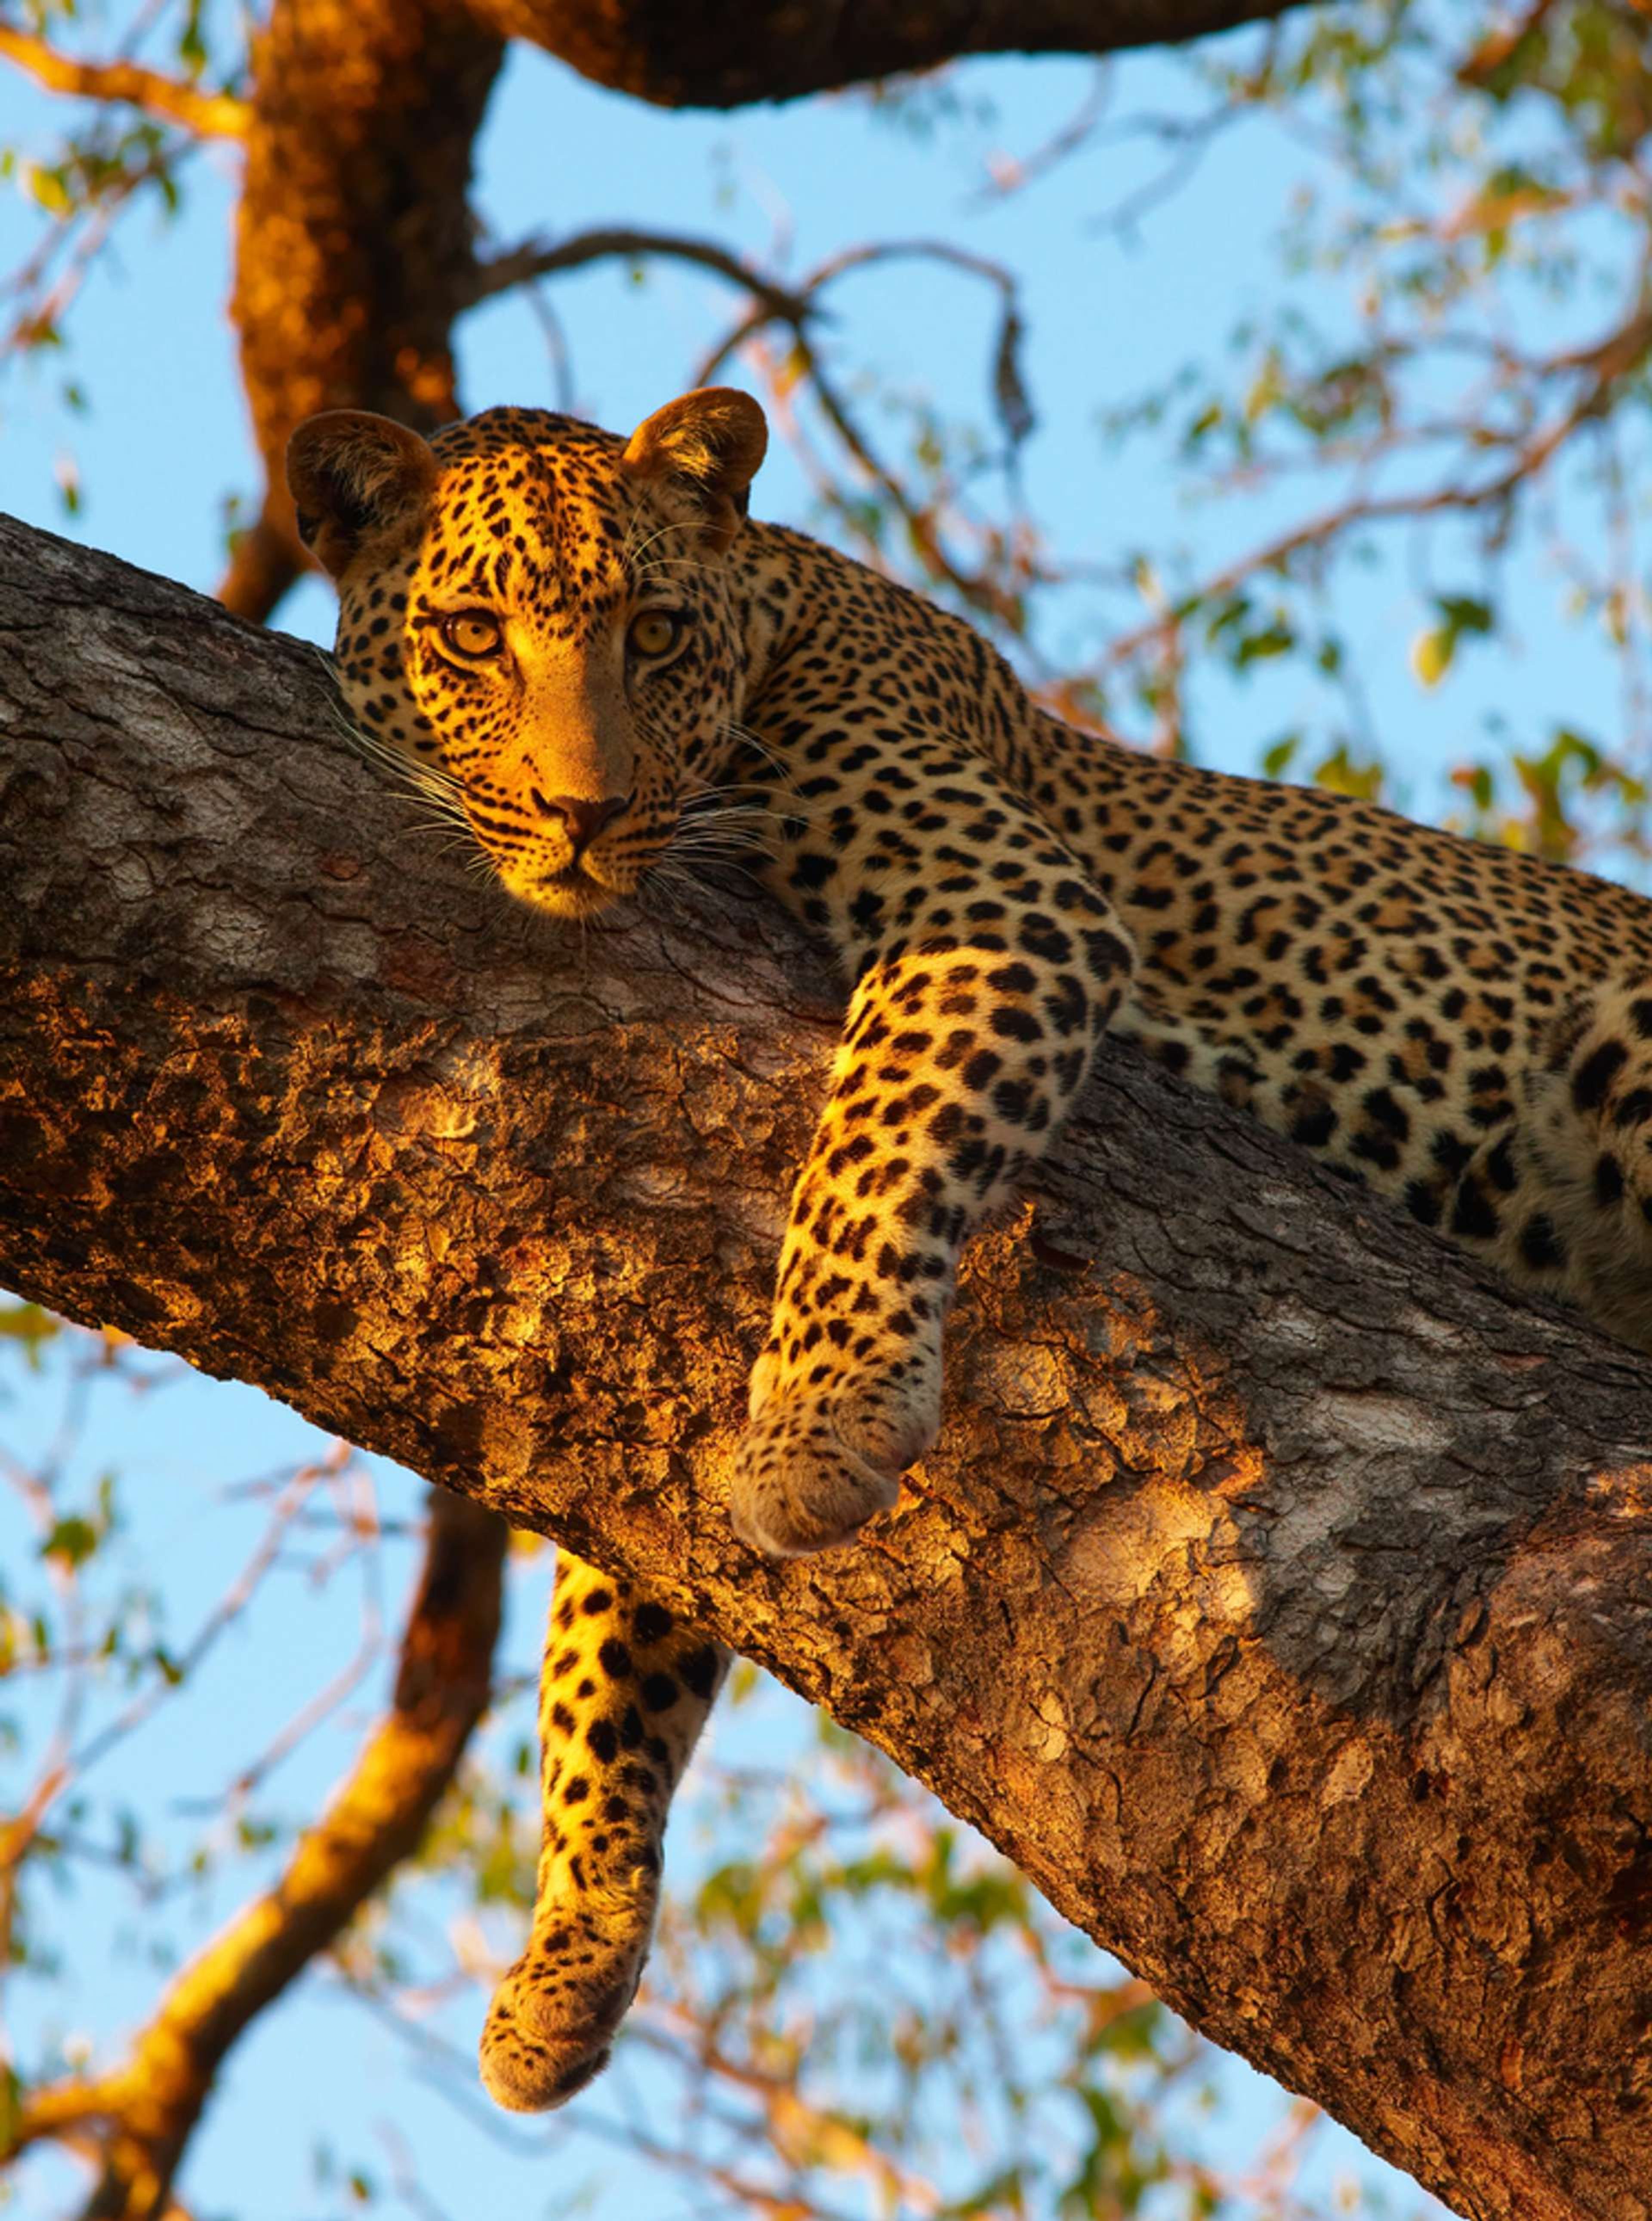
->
[7,1490,506,2221]
[481,226,1037,625]
[464,223,819,324]
[222,0,1310,620]
[465,0,1312,108]
[221,0,505,620]
[0,28,247,140]
[3,516,1651,2220]
[1102,290,1652,671]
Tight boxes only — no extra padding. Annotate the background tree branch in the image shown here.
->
[0,29,247,140]
[206,0,1310,620]
[4,1489,506,2221]
[219,0,504,620]
[3,515,1651,2221]
[464,0,1309,106]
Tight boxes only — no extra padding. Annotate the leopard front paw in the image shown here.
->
[730,1352,940,1558]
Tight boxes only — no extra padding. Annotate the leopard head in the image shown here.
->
[287,388,768,918]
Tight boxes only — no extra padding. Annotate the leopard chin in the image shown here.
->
[493,851,626,919]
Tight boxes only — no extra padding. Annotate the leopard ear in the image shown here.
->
[621,388,767,551]
[286,410,438,580]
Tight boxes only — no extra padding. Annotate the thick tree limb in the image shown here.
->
[467,0,1308,107]
[3,516,1652,2220]
[7,1490,506,2221]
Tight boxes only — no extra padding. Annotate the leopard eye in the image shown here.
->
[627,609,684,660]
[438,609,502,659]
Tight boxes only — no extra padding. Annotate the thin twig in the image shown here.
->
[464,225,819,331]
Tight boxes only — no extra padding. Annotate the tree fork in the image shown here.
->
[219,0,1309,620]
[1,515,1649,2220]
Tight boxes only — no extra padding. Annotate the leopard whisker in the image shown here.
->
[678,796,832,839]
[624,518,712,574]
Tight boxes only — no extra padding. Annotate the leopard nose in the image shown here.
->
[530,790,631,854]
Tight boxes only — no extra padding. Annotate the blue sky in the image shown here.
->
[0,15,1575,2215]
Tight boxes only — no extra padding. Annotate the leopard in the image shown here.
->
[287,384,1652,2113]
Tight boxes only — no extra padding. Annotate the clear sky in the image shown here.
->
[0,15,1539,2215]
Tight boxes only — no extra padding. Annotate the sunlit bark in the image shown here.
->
[222,0,502,617]
[3,517,1651,2221]
[0,28,248,138]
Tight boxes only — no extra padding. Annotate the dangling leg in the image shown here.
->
[478,1552,727,2110]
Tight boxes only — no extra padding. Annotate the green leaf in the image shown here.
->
[1454,764,1496,812]
[40,1515,99,1570]
[0,2062,21,2156]
[1233,619,1294,668]
[0,1303,60,1368]
[1436,593,1493,637]
[1552,725,1602,777]
[1262,732,1300,777]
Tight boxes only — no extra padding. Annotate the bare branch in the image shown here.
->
[0,27,246,139]
[686,237,1036,624]
[970,63,1114,202]
[464,223,819,330]
[466,216,1038,626]
[7,1490,506,2219]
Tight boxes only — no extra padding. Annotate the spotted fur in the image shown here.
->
[290,387,1652,2109]
[476,1557,725,2110]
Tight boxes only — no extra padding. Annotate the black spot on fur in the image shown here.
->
[1575,1041,1629,1113]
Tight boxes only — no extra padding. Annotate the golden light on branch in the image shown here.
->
[0,28,247,140]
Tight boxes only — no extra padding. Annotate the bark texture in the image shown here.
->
[223,0,503,618]
[3,515,1651,2221]
[222,0,1307,618]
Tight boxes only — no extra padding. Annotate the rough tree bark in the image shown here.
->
[220,0,503,617]
[3,516,1651,2221]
